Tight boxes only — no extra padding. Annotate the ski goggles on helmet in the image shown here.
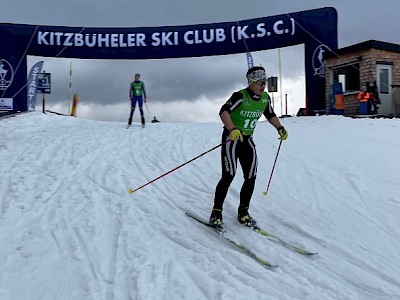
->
[247,69,266,84]
[253,79,267,86]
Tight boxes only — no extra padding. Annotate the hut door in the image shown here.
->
[376,64,393,115]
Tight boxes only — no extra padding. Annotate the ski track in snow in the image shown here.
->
[0,113,400,300]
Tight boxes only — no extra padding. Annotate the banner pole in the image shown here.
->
[278,49,283,117]
[68,62,72,115]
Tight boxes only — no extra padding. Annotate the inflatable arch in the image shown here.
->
[0,7,337,115]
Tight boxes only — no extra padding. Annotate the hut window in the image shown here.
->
[333,63,360,92]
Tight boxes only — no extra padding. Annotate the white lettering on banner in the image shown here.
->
[64,33,74,46]
[256,23,267,37]
[75,34,84,46]
[37,31,49,45]
[36,19,296,49]
[85,34,96,47]
[54,32,63,44]
[98,34,109,47]
[215,29,226,42]
[236,26,250,40]
[111,34,118,47]
[28,80,36,96]
[151,32,178,46]
[136,34,146,46]
[127,34,136,47]
[37,31,148,47]
[230,18,296,43]
[27,68,39,102]
[273,21,284,34]
[26,62,42,111]
[183,29,226,45]
[119,34,127,47]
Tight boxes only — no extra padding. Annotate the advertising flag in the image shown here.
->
[246,52,254,69]
[26,61,44,111]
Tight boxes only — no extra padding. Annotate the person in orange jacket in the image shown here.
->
[357,86,369,115]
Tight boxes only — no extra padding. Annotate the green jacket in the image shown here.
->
[130,81,147,98]
[229,89,270,135]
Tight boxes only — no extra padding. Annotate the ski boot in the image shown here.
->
[209,208,223,230]
[237,206,257,228]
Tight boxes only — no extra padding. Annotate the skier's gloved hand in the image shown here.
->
[277,126,288,140]
[229,128,243,142]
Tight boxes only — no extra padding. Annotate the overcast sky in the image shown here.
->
[1,0,399,122]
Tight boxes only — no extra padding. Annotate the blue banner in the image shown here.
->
[0,7,338,115]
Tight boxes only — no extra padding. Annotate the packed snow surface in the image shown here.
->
[0,112,399,300]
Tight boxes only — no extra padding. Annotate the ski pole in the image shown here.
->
[262,139,283,196]
[128,139,231,195]
[145,101,150,114]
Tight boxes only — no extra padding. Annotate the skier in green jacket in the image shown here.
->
[209,66,288,228]
[128,73,147,128]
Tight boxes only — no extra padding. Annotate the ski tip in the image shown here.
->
[262,191,267,196]
[128,188,134,195]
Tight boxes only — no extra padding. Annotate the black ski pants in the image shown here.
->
[213,130,257,211]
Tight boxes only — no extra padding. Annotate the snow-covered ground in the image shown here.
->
[0,112,399,300]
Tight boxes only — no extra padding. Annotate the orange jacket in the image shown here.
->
[357,91,370,103]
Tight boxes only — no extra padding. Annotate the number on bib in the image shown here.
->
[243,119,257,129]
